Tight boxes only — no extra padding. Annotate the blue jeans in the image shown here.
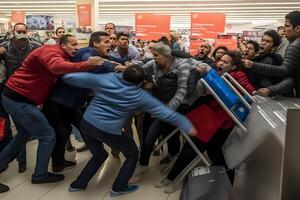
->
[0,95,56,178]
[0,94,26,166]
[72,120,138,191]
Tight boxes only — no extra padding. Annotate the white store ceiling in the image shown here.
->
[0,0,299,28]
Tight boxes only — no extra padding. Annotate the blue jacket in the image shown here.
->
[50,46,124,108]
[62,72,193,135]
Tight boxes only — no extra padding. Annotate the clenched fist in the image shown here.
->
[0,47,7,55]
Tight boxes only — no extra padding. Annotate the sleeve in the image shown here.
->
[250,44,300,77]
[268,77,295,96]
[139,92,193,134]
[168,61,190,110]
[61,72,98,90]
[41,51,95,75]
[235,72,256,94]
[130,46,141,61]
[141,59,155,79]
[90,61,117,74]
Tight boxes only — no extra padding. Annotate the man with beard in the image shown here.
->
[194,42,217,69]
[244,11,300,97]
[0,34,103,184]
[42,31,127,173]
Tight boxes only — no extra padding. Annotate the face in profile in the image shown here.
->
[62,37,78,57]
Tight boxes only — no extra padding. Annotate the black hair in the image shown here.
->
[223,50,245,71]
[246,40,259,52]
[285,11,300,29]
[59,34,75,45]
[263,30,281,47]
[123,64,145,85]
[13,23,27,31]
[105,23,115,30]
[89,31,109,47]
[212,46,228,59]
[157,36,170,46]
[117,32,130,40]
[55,27,65,35]
[277,26,285,32]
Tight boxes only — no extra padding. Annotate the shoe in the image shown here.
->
[164,182,182,194]
[31,173,65,184]
[111,149,120,158]
[0,183,9,193]
[155,178,171,188]
[110,184,139,197]
[52,160,76,173]
[76,145,88,152]
[134,165,149,175]
[18,162,27,173]
[129,173,142,184]
[18,163,27,173]
[66,139,75,152]
[68,181,87,192]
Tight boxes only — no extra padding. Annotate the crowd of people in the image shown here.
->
[0,10,299,197]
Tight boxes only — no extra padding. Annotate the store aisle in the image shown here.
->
[0,139,181,200]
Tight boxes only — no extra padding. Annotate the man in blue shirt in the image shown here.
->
[64,65,196,197]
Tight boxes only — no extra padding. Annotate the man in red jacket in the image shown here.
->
[0,34,103,184]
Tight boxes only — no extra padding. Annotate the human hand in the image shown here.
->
[87,56,105,65]
[188,126,198,137]
[114,64,127,72]
[257,88,270,97]
[242,59,253,69]
[0,47,7,55]
[197,63,209,74]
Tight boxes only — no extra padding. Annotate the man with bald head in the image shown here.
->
[194,42,217,69]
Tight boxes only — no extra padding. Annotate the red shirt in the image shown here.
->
[5,44,95,105]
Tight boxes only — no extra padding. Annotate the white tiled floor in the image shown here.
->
[0,139,181,200]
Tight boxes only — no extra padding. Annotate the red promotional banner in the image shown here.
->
[11,11,25,23]
[189,39,204,56]
[191,13,225,39]
[214,39,237,50]
[77,4,91,26]
[135,13,170,40]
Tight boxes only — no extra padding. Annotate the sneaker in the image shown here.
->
[52,160,76,173]
[31,173,65,184]
[0,183,9,193]
[164,182,182,194]
[68,181,86,192]
[129,173,143,184]
[155,178,171,188]
[134,165,149,175]
[110,184,139,197]
[18,162,27,173]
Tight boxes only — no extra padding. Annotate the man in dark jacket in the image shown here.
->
[0,23,41,177]
[194,42,217,69]
[244,11,300,97]
[42,31,126,173]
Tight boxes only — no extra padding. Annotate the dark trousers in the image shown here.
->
[167,128,234,183]
[140,116,180,166]
[42,101,83,167]
[72,120,139,191]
